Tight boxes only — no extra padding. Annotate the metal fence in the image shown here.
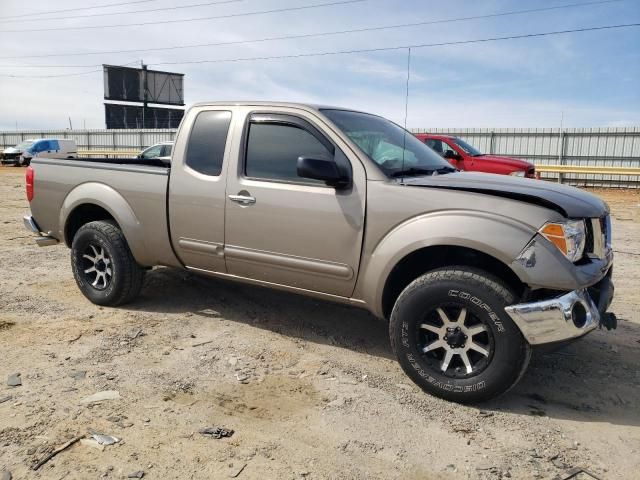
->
[412,127,640,188]
[0,129,176,152]
[2,127,640,187]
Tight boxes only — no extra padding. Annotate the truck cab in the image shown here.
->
[415,134,536,178]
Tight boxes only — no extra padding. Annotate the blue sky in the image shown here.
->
[0,0,638,129]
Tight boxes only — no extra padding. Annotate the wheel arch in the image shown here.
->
[380,245,525,320]
[355,212,535,319]
[60,183,151,265]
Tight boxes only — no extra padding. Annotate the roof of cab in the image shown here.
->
[190,101,368,114]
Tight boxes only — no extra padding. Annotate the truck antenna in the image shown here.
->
[401,47,411,184]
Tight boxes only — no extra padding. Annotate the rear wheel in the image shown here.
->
[71,220,145,306]
[389,267,530,403]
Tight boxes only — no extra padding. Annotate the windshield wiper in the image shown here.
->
[434,166,457,174]
[390,166,456,178]
[390,167,437,177]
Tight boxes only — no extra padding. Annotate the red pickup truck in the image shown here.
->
[414,134,536,178]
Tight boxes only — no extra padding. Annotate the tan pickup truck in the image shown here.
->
[23,102,616,403]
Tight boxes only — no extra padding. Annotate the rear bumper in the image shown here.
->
[504,277,614,345]
[23,215,59,247]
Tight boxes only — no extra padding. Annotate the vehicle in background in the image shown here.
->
[23,102,615,404]
[138,141,173,162]
[17,139,78,166]
[415,134,536,178]
[1,139,37,165]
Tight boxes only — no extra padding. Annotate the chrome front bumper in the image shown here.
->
[23,215,59,247]
[504,284,613,345]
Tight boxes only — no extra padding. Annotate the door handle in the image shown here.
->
[228,193,256,205]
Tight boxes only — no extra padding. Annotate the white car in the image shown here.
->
[19,139,78,166]
[1,139,37,165]
[139,141,173,161]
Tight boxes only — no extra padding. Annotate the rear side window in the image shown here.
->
[185,110,232,176]
[245,123,331,183]
[162,144,173,157]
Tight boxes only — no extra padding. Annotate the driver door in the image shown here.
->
[223,110,366,297]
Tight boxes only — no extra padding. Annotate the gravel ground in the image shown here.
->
[1,167,639,480]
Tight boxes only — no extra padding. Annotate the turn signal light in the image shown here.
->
[539,223,567,254]
[538,220,586,262]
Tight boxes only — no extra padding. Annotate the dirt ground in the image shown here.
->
[1,166,638,480]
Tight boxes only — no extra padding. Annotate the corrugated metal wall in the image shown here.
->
[2,127,639,187]
[413,127,640,188]
[0,129,176,151]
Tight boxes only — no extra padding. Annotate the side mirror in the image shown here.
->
[443,150,460,160]
[297,156,350,188]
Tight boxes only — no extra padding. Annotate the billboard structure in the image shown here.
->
[103,64,185,129]
[104,103,184,129]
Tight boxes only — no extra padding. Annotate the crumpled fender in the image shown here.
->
[60,182,151,266]
[356,210,582,318]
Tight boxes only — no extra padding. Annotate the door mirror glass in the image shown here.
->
[297,156,349,188]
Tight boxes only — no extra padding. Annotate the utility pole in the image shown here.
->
[141,60,148,129]
[68,117,73,130]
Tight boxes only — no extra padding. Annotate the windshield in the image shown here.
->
[15,140,35,150]
[322,109,455,177]
[453,138,482,156]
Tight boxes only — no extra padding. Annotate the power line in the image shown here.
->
[0,0,628,62]
[0,0,243,24]
[0,60,142,78]
[2,22,638,77]
[150,23,640,66]
[1,0,158,20]
[0,0,366,33]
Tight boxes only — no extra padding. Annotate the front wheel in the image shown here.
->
[71,220,145,306]
[389,267,530,403]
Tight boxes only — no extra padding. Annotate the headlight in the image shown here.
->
[539,220,586,262]
[509,170,526,177]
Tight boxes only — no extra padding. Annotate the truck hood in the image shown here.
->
[401,172,608,218]
[3,147,20,154]
[470,154,533,169]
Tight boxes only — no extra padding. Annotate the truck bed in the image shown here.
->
[29,157,178,267]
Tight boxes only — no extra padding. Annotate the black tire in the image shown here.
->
[389,267,531,403]
[71,220,145,306]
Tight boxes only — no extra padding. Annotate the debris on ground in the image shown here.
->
[129,328,144,340]
[6,373,21,387]
[79,390,120,404]
[227,462,247,478]
[0,321,15,331]
[69,370,87,380]
[127,471,145,478]
[80,438,105,451]
[31,435,84,471]
[198,426,234,439]
[67,333,82,343]
[551,467,603,480]
[1,470,12,480]
[89,432,120,445]
[0,395,12,404]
